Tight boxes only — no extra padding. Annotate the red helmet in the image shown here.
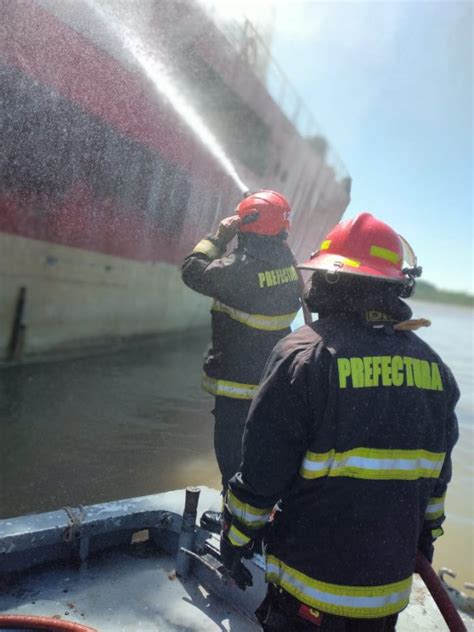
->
[237,190,291,236]
[299,213,416,283]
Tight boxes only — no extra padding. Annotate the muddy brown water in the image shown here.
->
[1,301,472,591]
[0,329,220,518]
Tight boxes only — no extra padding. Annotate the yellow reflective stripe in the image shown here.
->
[320,240,332,250]
[304,449,336,462]
[266,555,412,618]
[342,257,360,268]
[370,245,400,265]
[300,448,445,480]
[300,449,335,479]
[425,494,446,520]
[202,375,258,400]
[212,301,297,331]
[227,524,251,547]
[227,491,273,527]
[431,527,444,539]
[192,238,220,259]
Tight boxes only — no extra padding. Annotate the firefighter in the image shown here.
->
[181,190,301,532]
[220,213,459,631]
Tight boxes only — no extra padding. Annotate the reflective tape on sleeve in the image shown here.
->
[300,450,335,478]
[202,374,259,400]
[266,555,412,618]
[425,494,446,520]
[212,301,297,331]
[192,238,220,259]
[227,524,251,547]
[300,448,445,481]
[227,491,273,528]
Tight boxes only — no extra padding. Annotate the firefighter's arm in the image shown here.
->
[418,368,460,562]
[181,216,240,297]
[224,337,329,549]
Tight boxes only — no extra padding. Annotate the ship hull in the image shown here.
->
[1,232,211,356]
[1,0,350,359]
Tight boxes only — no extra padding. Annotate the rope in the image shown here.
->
[393,318,431,331]
[62,506,85,543]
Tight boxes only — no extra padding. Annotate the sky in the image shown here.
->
[266,1,472,294]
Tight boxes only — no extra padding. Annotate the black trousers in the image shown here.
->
[256,585,399,632]
[212,395,252,489]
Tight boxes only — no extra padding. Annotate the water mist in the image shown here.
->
[86,0,248,194]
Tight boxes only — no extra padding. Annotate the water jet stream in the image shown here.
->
[85,0,248,194]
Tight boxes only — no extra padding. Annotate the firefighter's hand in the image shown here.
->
[215,215,240,244]
[220,533,254,591]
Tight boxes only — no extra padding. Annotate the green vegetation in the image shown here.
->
[412,281,473,307]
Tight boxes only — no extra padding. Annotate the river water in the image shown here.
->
[0,300,472,590]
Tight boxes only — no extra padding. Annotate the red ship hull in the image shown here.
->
[0,0,350,357]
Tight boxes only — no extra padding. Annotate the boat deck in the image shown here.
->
[0,545,258,631]
[1,554,465,631]
[0,488,471,631]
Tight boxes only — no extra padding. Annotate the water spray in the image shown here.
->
[85,1,248,194]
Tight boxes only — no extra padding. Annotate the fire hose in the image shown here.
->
[0,614,97,631]
[415,551,467,631]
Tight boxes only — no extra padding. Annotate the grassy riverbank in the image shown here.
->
[413,281,473,307]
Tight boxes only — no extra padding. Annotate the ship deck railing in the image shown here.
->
[198,1,349,180]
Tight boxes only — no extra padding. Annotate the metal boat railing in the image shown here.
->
[197,1,349,180]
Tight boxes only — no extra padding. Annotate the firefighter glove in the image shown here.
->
[220,532,254,591]
[215,215,240,245]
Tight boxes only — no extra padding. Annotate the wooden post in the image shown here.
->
[7,286,27,362]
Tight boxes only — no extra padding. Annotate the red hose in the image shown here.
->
[415,551,467,632]
[0,615,97,631]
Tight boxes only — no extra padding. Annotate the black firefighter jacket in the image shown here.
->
[226,308,459,618]
[181,232,301,400]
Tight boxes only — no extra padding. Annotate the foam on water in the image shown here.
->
[86,0,248,194]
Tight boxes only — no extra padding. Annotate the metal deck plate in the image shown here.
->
[0,546,258,631]
[1,488,472,631]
